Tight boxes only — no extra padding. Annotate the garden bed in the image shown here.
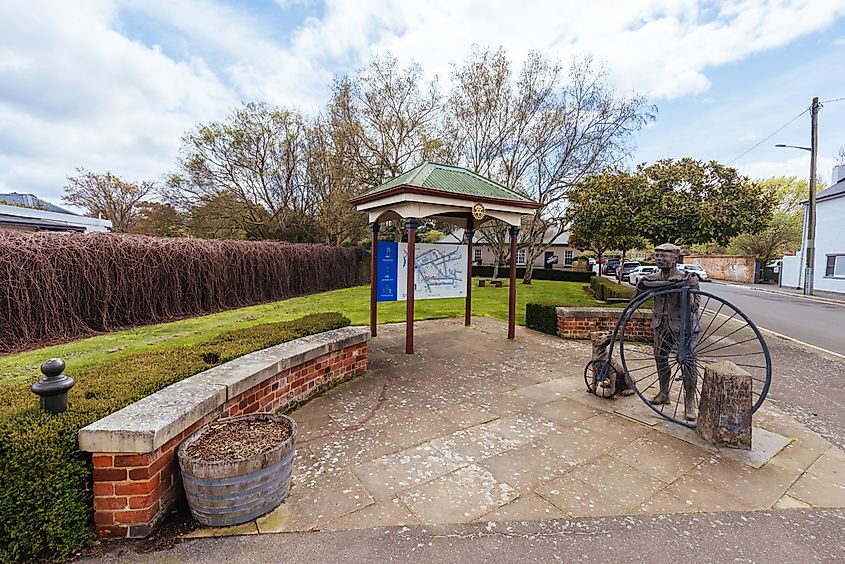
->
[0,312,354,563]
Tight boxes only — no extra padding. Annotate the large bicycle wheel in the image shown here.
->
[618,288,772,429]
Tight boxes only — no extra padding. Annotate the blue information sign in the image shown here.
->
[376,242,399,302]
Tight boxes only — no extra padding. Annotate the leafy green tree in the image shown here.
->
[636,158,775,246]
[726,176,823,262]
[565,169,649,274]
[728,211,803,262]
[422,229,446,244]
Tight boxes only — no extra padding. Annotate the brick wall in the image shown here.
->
[556,307,653,341]
[684,254,756,283]
[88,341,367,539]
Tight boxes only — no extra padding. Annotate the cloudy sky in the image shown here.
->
[1,0,844,207]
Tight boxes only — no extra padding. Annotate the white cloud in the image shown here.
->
[2,0,845,202]
[738,155,836,185]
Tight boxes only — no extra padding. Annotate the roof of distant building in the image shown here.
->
[0,193,76,215]
[816,176,845,203]
[436,228,571,246]
[0,202,112,232]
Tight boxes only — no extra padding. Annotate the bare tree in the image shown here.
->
[836,146,845,166]
[331,53,444,188]
[445,49,655,282]
[164,102,317,241]
[63,168,152,232]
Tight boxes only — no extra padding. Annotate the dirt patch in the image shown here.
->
[185,417,294,462]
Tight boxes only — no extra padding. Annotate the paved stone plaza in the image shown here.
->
[185,318,845,538]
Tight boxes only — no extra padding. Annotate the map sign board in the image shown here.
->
[376,242,467,302]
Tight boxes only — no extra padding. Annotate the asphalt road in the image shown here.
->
[700,283,845,357]
[80,509,845,563]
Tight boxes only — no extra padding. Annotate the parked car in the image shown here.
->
[602,258,621,275]
[677,263,710,282]
[628,265,659,285]
[619,261,642,282]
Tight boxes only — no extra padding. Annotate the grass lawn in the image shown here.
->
[0,279,602,384]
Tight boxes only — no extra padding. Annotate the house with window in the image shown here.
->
[436,228,583,269]
[780,165,845,294]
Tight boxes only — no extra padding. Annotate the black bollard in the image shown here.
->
[31,358,75,414]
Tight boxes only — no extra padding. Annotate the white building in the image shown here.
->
[781,165,845,294]
[0,193,112,233]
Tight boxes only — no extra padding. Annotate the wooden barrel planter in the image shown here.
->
[177,413,297,527]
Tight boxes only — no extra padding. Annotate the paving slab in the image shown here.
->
[435,402,498,428]
[257,468,374,533]
[473,492,566,522]
[787,446,845,507]
[352,443,461,501]
[534,473,629,517]
[398,464,518,524]
[325,497,420,530]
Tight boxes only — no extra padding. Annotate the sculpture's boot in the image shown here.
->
[650,392,670,405]
[684,403,698,421]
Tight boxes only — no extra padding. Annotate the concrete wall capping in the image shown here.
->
[79,326,370,454]
[556,306,652,319]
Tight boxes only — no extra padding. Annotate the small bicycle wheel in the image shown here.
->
[584,359,618,398]
[619,288,772,428]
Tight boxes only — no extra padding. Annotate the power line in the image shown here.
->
[728,107,809,164]
[820,96,845,104]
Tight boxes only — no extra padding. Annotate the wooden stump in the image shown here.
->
[697,360,752,450]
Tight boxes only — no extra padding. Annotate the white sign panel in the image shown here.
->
[397,243,468,301]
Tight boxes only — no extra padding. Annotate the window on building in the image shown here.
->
[826,255,845,278]
[516,248,526,265]
[564,250,573,266]
[474,248,482,262]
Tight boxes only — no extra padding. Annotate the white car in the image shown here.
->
[677,263,710,282]
[628,265,659,285]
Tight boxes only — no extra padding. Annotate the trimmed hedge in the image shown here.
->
[0,312,350,563]
[472,265,593,283]
[590,277,635,302]
[525,302,563,335]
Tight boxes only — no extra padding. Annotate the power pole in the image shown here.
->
[805,97,819,296]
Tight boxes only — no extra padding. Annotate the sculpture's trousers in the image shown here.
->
[653,325,700,406]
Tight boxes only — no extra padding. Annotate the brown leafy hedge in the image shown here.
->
[0,232,367,353]
[0,312,351,563]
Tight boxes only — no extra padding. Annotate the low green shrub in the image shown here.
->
[0,312,350,563]
[525,302,563,335]
[589,277,635,302]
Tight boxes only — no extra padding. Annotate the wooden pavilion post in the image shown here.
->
[465,220,474,326]
[508,225,519,340]
[369,221,379,338]
[405,218,419,354]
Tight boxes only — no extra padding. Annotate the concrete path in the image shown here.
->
[169,318,845,540]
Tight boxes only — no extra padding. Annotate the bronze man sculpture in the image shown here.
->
[635,243,701,421]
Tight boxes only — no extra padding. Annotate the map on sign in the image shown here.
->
[376,242,467,302]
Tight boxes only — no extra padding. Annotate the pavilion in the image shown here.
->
[350,162,541,353]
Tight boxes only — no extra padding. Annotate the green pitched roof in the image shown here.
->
[357,162,535,203]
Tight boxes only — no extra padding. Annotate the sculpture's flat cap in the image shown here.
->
[654,242,681,253]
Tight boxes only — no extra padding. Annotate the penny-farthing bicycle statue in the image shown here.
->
[584,277,773,429]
